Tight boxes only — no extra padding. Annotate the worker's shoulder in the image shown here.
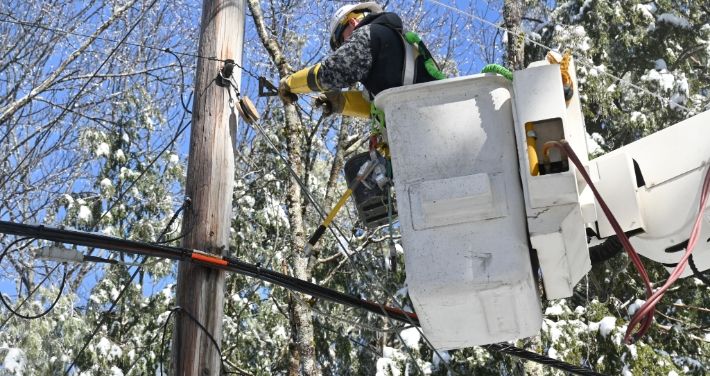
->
[361,12,403,31]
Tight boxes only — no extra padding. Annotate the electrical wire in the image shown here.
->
[164,48,193,115]
[0,13,263,81]
[0,237,66,322]
[153,197,192,244]
[482,343,607,376]
[159,306,246,376]
[549,140,710,343]
[545,141,653,342]
[289,285,411,334]
[625,162,710,342]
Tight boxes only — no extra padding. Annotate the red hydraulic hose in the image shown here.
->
[625,157,710,342]
[551,140,710,343]
[547,141,656,342]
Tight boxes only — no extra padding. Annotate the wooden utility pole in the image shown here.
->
[172,0,244,374]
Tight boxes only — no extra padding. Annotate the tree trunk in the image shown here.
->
[503,0,525,71]
[246,1,320,374]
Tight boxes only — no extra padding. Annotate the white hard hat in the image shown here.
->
[329,2,383,50]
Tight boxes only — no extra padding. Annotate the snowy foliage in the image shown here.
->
[539,0,710,150]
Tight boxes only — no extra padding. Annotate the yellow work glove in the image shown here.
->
[278,77,298,104]
[314,91,371,118]
[314,92,341,116]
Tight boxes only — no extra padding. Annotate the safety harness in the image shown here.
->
[370,30,445,148]
[357,30,445,234]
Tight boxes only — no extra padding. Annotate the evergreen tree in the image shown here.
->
[536,0,710,150]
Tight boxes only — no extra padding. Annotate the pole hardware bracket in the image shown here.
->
[216,59,236,87]
[258,76,279,97]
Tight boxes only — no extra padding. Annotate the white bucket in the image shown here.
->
[374,74,542,349]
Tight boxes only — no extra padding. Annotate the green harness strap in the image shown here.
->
[370,104,387,134]
[404,31,447,80]
[481,64,513,81]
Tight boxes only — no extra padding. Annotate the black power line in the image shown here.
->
[0,220,608,376]
[0,238,66,323]
[0,220,417,325]
[159,306,246,375]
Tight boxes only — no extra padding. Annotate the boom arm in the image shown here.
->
[589,111,710,277]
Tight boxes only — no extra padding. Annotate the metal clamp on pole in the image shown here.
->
[216,59,236,87]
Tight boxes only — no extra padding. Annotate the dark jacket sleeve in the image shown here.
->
[318,25,374,91]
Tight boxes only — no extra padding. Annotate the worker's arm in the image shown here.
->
[285,63,326,94]
[282,26,373,96]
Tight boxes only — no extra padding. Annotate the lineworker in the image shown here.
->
[278,2,445,118]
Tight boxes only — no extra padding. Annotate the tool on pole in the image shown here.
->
[258,76,279,97]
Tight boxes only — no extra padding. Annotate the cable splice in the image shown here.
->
[192,250,229,266]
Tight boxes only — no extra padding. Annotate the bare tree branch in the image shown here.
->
[0,0,139,125]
